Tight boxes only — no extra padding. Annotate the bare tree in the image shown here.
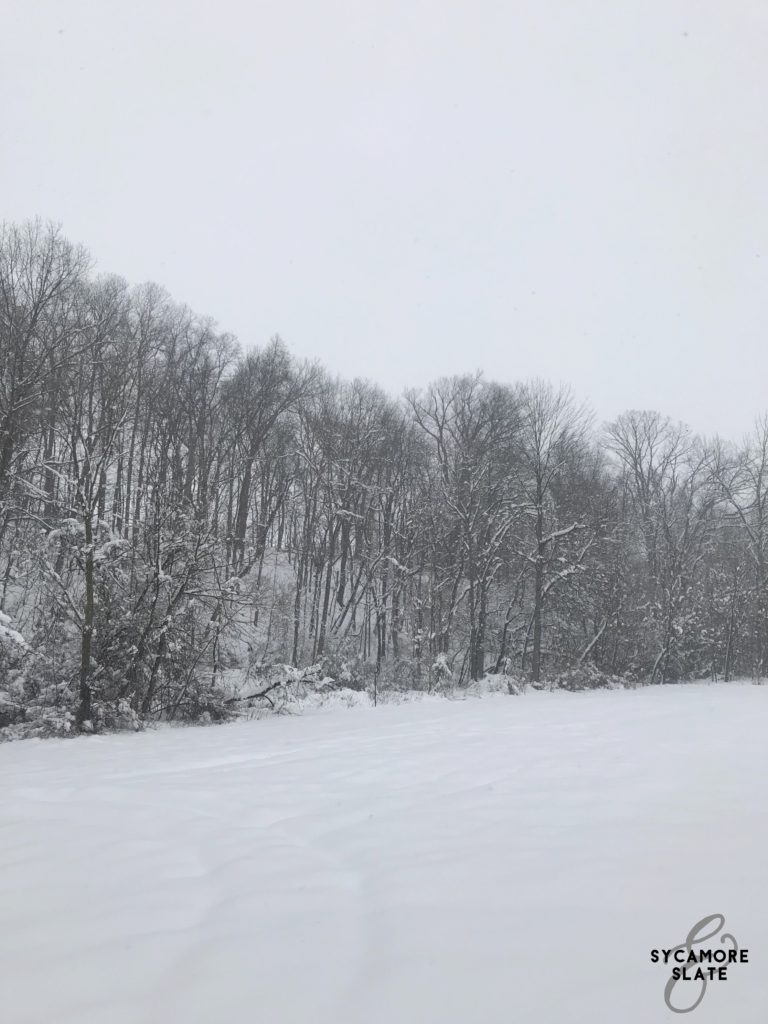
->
[516,381,591,682]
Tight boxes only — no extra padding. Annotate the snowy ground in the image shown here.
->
[2,683,767,1024]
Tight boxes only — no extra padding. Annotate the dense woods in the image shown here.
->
[1,220,767,737]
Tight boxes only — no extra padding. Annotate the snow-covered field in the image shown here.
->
[2,683,767,1024]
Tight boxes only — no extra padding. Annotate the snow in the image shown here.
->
[1,683,767,1023]
[0,608,26,649]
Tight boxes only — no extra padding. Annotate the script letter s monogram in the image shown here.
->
[664,914,738,1013]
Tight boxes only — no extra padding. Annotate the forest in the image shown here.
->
[1,219,766,737]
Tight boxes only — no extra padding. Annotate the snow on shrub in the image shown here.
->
[225,662,338,717]
[0,610,27,653]
[554,664,628,692]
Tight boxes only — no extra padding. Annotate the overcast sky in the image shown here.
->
[4,1,768,438]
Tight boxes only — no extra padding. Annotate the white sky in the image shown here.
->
[4,1,768,439]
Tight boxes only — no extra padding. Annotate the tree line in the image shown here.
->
[1,220,766,735]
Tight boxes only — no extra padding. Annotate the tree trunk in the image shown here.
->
[76,510,95,729]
